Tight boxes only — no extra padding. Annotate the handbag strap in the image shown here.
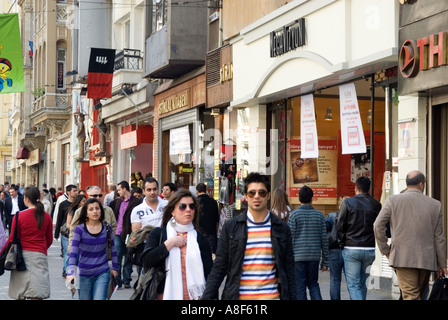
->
[12,211,19,243]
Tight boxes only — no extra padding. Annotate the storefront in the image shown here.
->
[154,67,212,191]
[398,1,448,259]
[225,0,399,291]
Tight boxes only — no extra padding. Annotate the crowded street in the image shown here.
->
[0,0,447,306]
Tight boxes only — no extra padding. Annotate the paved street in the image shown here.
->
[0,239,392,301]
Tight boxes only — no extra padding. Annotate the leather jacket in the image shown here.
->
[202,211,296,300]
[337,193,381,248]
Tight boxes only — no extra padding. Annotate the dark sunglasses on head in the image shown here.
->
[178,203,196,211]
[91,194,103,198]
[246,189,268,198]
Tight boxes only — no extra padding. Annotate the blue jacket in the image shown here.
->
[288,205,329,267]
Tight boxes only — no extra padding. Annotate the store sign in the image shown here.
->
[220,62,233,83]
[270,18,306,58]
[120,130,138,150]
[399,30,448,78]
[158,89,190,115]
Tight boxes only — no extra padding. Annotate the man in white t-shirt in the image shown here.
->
[131,177,168,231]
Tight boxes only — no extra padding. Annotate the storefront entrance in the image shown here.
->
[431,103,448,236]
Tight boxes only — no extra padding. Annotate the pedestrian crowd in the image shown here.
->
[0,169,444,301]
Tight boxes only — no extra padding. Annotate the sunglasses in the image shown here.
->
[246,189,268,198]
[91,194,103,198]
[178,203,196,211]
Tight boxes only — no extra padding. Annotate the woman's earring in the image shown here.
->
[170,218,176,227]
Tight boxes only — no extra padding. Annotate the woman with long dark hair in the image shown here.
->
[141,189,213,300]
[65,194,86,231]
[271,187,292,222]
[67,198,118,300]
[1,186,53,300]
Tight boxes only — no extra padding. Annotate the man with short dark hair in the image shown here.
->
[288,185,328,300]
[113,180,142,288]
[374,170,447,300]
[203,172,295,300]
[161,182,176,200]
[55,184,78,277]
[196,183,219,253]
[4,184,27,231]
[337,176,381,300]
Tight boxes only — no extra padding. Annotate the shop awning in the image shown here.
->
[16,147,30,159]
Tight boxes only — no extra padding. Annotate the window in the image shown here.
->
[153,0,167,33]
[57,48,66,90]
[124,20,130,49]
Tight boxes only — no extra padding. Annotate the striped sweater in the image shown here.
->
[287,204,329,266]
[239,212,280,300]
[68,223,118,277]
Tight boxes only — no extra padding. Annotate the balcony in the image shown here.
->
[112,49,144,90]
[30,92,72,134]
[145,2,207,79]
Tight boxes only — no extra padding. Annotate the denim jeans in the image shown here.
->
[329,249,345,300]
[114,235,133,286]
[78,270,110,300]
[294,261,322,300]
[61,235,69,277]
[342,248,375,300]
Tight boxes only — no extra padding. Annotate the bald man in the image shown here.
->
[374,170,447,300]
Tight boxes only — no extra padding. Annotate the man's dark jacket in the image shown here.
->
[113,195,142,242]
[197,194,219,236]
[4,194,27,229]
[337,193,382,248]
[202,211,296,300]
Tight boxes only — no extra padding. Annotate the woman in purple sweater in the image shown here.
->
[67,198,118,300]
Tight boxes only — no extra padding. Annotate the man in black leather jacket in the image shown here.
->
[202,172,296,300]
[336,176,381,300]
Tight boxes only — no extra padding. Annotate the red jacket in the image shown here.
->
[2,208,53,255]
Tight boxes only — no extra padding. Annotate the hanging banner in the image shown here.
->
[300,94,319,158]
[87,48,116,99]
[0,14,25,93]
[339,83,366,154]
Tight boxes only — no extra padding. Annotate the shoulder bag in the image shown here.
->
[0,212,26,275]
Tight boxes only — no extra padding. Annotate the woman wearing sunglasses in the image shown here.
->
[140,189,213,300]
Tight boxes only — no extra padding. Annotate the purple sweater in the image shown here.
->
[68,223,118,277]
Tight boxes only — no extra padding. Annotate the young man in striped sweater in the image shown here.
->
[288,186,329,300]
[203,172,296,300]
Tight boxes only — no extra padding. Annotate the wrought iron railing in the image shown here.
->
[114,49,143,71]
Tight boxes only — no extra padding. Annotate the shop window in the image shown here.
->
[281,79,386,213]
[162,124,194,190]
[152,0,167,33]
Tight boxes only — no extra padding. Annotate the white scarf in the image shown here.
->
[163,218,205,300]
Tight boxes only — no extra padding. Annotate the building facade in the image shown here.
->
[398,0,448,284]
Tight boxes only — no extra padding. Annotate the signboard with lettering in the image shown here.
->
[270,18,306,58]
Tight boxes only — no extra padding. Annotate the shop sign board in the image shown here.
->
[120,130,138,150]
[270,18,306,58]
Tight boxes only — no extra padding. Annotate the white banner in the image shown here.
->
[339,83,366,154]
[300,94,319,158]
[169,125,192,155]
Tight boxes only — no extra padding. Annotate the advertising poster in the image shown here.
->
[300,94,319,158]
[339,83,366,154]
[337,130,385,200]
[288,136,338,205]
